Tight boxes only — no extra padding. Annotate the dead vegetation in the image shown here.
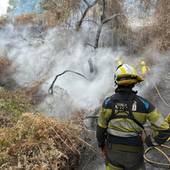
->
[0,56,11,76]
[15,0,82,28]
[107,0,135,50]
[0,111,89,170]
[0,16,10,29]
[15,13,42,28]
[15,12,60,28]
[153,0,170,51]
[1,0,170,53]
[1,1,170,169]
[0,55,90,169]
[132,0,170,52]
[0,87,37,128]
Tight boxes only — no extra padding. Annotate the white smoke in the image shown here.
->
[0,0,9,16]
[0,23,169,119]
[0,24,117,119]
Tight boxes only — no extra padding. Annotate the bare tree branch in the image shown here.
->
[76,0,100,31]
[95,14,123,49]
[84,0,91,7]
[19,35,28,42]
[92,0,99,6]
[101,0,107,21]
[103,14,123,24]
[82,20,99,26]
[85,43,96,48]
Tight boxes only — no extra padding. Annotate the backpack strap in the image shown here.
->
[108,95,145,134]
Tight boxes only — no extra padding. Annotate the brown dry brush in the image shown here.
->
[154,0,170,51]
[134,0,170,52]
[14,0,82,29]
[107,0,134,48]
[91,0,136,52]
[15,13,42,28]
[0,16,12,29]
[40,0,82,28]
[0,112,90,170]
[0,56,12,76]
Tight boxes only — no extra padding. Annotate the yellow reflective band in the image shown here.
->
[132,67,136,73]
[106,163,123,170]
[119,66,126,74]
[98,119,107,128]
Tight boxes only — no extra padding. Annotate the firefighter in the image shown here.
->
[116,57,122,65]
[141,61,150,78]
[97,64,170,170]
[141,61,150,86]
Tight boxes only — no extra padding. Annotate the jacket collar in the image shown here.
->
[115,87,138,94]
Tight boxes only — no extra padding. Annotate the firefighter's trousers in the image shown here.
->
[106,147,146,170]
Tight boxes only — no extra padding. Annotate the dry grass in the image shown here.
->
[0,57,89,169]
[0,111,89,170]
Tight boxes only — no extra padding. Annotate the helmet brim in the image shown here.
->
[116,73,143,86]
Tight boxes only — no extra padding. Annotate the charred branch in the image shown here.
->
[81,20,99,26]
[101,0,107,21]
[95,14,123,49]
[48,70,88,94]
[85,43,96,48]
[88,58,94,73]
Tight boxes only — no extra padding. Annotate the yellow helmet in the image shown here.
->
[118,61,122,65]
[141,61,145,66]
[115,64,143,86]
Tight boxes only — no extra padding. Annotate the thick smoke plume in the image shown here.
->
[0,24,118,119]
[0,22,169,119]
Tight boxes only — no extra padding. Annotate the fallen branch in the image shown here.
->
[48,70,89,94]
[83,116,99,119]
